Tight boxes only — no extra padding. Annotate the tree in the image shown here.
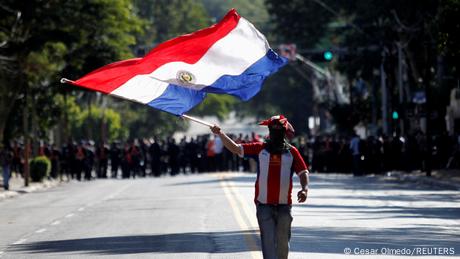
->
[73,105,128,143]
[437,0,460,78]
[201,0,270,32]
[121,103,188,139]
[192,94,238,120]
[0,0,144,145]
[134,0,211,48]
[265,0,336,48]
[265,0,457,134]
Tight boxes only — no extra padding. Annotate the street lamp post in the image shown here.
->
[23,85,30,187]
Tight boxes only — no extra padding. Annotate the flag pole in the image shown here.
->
[60,78,76,84]
[182,114,214,127]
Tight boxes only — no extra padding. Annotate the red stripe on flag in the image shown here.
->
[74,9,241,94]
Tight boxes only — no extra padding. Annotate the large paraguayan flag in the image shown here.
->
[66,9,288,115]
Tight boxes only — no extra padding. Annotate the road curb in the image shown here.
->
[0,179,62,201]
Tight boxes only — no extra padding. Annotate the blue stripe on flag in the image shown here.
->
[147,49,287,115]
[147,85,206,115]
[204,49,287,100]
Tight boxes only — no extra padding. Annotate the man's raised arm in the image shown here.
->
[210,125,243,157]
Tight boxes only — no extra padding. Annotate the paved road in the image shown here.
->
[0,173,459,258]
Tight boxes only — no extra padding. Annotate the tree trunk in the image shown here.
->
[0,122,5,147]
[0,74,23,145]
[0,95,15,146]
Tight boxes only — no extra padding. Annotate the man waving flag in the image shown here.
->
[62,9,287,116]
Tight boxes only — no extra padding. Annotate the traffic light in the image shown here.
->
[323,51,333,61]
[392,111,399,120]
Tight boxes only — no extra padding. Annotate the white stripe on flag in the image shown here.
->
[150,17,269,88]
[110,75,169,104]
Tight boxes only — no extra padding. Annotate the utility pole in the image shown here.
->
[425,81,432,177]
[380,49,389,135]
[23,86,30,187]
[294,53,329,77]
[294,53,336,133]
[101,94,107,144]
[397,42,405,135]
[64,90,69,143]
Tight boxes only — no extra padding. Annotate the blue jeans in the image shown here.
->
[2,165,10,190]
[256,204,293,259]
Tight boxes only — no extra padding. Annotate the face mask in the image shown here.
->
[270,129,284,142]
[268,128,285,153]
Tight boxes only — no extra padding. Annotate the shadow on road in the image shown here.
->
[164,173,257,187]
[11,226,460,255]
[167,172,457,191]
[291,225,460,254]
[11,173,459,256]
[296,204,460,220]
[309,174,457,191]
[10,230,259,255]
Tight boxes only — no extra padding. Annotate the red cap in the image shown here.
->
[259,115,295,139]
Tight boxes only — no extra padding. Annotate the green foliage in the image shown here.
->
[114,101,188,138]
[0,0,145,145]
[54,95,82,124]
[24,42,67,84]
[265,0,335,48]
[201,0,270,31]
[265,0,458,134]
[30,156,51,182]
[71,104,128,142]
[61,0,145,75]
[55,94,187,141]
[0,0,343,143]
[0,71,20,145]
[437,0,460,77]
[191,94,237,120]
[134,0,210,45]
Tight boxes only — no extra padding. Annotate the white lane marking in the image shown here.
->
[220,176,261,259]
[50,220,61,226]
[13,239,27,245]
[227,180,259,227]
[101,181,134,202]
[65,213,74,218]
[84,181,133,208]
[35,228,47,233]
[77,207,85,212]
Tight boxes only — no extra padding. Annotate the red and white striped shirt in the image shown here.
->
[240,142,308,205]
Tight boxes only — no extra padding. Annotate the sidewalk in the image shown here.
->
[0,175,63,201]
[385,169,460,190]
